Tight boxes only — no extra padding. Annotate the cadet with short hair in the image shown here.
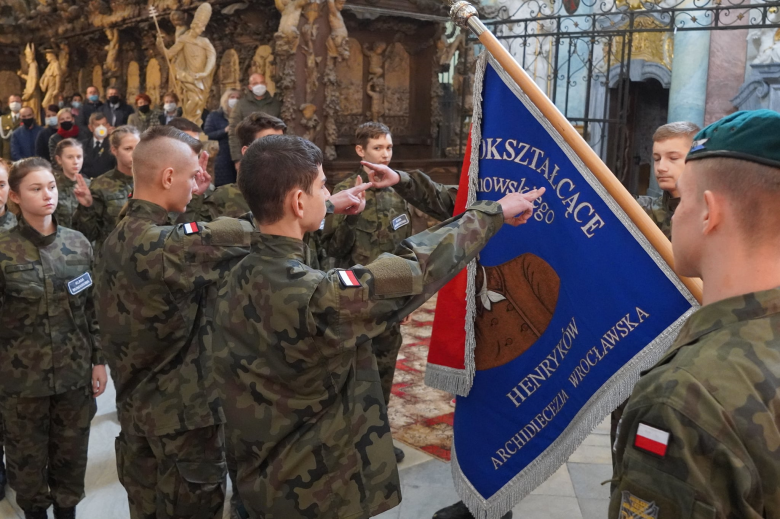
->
[213,134,544,519]
[0,157,106,519]
[636,121,700,239]
[72,125,140,253]
[94,125,240,519]
[609,109,780,518]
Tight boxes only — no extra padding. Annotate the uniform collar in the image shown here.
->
[18,215,58,247]
[123,199,170,225]
[107,168,133,185]
[255,233,308,262]
[56,169,77,187]
[673,287,780,348]
[662,191,680,213]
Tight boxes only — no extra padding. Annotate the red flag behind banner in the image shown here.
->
[427,133,472,380]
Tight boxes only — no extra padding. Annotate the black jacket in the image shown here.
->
[35,126,57,162]
[99,101,135,127]
[80,134,116,179]
[77,101,103,129]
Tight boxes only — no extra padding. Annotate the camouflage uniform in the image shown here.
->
[323,168,457,403]
[95,198,255,519]
[636,191,680,240]
[73,168,133,253]
[0,216,101,513]
[0,209,17,231]
[55,170,91,229]
[609,287,780,519]
[214,200,505,519]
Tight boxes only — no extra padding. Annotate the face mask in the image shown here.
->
[60,121,74,131]
[71,101,81,109]
[251,84,267,97]
[46,116,58,127]
[228,98,238,109]
[9,102,21,113]
[58,101,65,109]
[88,95,99,103]
[138,105,150,114]
[94,125,108,139]
[21,118,34,129]
[108,95,120,104]
[164,103,177,113]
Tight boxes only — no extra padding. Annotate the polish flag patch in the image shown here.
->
[634,423,670,457]
[338,270,362,288]
[183,222,200,235]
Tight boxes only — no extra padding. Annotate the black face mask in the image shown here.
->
[60,121,74,131]
[21,118,34,129]
[108,95,120,104]
[138,104,150,114]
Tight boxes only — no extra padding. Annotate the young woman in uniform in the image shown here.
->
[0,157,107,519]
[53,138,92,229]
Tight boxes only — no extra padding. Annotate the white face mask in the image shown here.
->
[46,116,58,127]
[9,102,22,113]
[164,103,177,113]
[251,84,267,97]
[228,98,238,109]
[95,125,108,139]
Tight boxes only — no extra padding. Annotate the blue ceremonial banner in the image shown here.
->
[449,53,699,518]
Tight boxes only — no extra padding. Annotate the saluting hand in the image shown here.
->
[498,187,546,226]
[73,173,93,207]
[92,364,108,397]
[193,152,212,196]
[362,161,400,189]
[329,176,372,215]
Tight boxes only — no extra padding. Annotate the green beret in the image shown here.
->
[686,109,780,168]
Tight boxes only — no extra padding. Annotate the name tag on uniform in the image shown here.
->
[392,214,410,231]
[67,272,92,295]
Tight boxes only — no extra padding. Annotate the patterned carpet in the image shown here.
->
[388,295,455,462]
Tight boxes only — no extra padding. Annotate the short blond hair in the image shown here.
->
[56,108,73,119]
[653,121,700,143]
[220,88,241,114]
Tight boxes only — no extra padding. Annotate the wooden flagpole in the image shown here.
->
[449,1,703,302]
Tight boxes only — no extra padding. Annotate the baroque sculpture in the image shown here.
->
[274,0,308,55]
[104,28,120,84]
[749,8,780,64]
[18,43,41,122]
[326,0,349,59]
[363,42,387,121]
[40,47,62,109]
[156,3,217,126]
[251,45,277,95]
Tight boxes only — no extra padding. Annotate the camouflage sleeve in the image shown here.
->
[393,169,458,221]
[174,191,212,224]
[85,246,104,366]
[228,105,243,163]
[310,200,504,356]
[72,190,106,244]
[163,217,255,294]
[609,376,756,519]
[321,177,357,261]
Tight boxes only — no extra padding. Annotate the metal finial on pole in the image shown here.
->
[449,1,486,35]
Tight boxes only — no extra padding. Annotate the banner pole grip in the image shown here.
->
[447,1,703,303]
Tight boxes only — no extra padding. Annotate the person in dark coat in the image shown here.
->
[10,107,42,161]
[76,86,103,130]
[98,87,134,127]
[79,112,116,179]
[203,89,240,187]
[34,105,61,163]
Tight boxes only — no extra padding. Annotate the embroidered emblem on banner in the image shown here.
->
[634,423,670,457]
[619,491,660,519]
[183,222,200,235]
[391,214,410,231]
[67,272,93,295]
[338,270,362,288]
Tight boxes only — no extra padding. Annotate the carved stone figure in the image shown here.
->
[384,42,410,118]
[363,42,387,79]
[299,103,321,142]
[301,2,321,103]
[40,48,62,109]
[104,28,120,84]
[326,0,349,59]
[93,64,104,98]
[156,2,217,126]
[749,9,780,64]
[251,45,277,96]
[220,49,241,93]
[127,61,141,103]
[146,58,162,106]
[367,77,385,122]
[274,0,308,55]
[18,43,41,122]
[363,42,387,122]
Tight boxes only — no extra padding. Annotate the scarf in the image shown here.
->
[57,125,80,139]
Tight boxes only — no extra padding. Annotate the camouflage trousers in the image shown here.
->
[0,386,96,512]
[374,323,404,405]
[115,424,227,519]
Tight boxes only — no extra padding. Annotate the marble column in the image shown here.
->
[704,14,747,125]
[667,30,712,126]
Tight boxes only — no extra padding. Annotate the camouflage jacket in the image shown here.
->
[95,199,255,437]
[73,168,133,252]
[636,191,679,240]
[0,209,17,231]
[55,170,91,229]
[324,168,457,268]
[214,200,504,519]
[0,216,102,398]
[609,287,780,519]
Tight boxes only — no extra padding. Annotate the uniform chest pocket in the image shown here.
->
[105,193,128,217]
[4,264,44,300]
